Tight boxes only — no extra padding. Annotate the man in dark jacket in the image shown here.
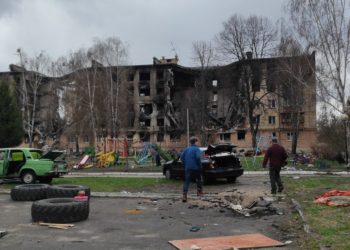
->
[263,138,288,194]
[180,136,202,202]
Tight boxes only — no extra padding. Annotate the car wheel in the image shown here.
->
[21,170,37,184]
[11,184,49,201]
[165,169,173,179]
[32,198,89,223]
[47,184,91,198]
[38,177,53,184]
[227,177,237,183]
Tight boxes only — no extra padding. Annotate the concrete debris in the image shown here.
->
[189,189,281,216]
[291,199,311,234]
[0,230,7,238]
[190,244,201,250]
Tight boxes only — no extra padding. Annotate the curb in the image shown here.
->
[66,171,350,178]
[0,188,211,200]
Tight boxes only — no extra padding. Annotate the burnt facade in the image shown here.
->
[0,54,317,153]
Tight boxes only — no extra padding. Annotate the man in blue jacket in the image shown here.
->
[180,136,203,202]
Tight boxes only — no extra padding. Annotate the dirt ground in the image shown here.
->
[0,176,298,249]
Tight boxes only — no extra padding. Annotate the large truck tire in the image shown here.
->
[32,198,89,223]
[47,184,90,199]
[11,184,49,201]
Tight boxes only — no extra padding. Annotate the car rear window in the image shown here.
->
[30,150,43,159]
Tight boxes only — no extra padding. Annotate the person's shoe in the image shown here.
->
[197,189,203,196]
[182,193,187,202]
[278,187,284,193]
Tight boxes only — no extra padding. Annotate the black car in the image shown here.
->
[162,144,244,183]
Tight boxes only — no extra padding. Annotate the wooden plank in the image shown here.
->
[38,222,74,227]
[169,233,284,250]
[48,225,69,230]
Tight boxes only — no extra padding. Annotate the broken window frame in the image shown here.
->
[169,131,181,142]
[268,116,276,125]
[237,131,246,141]
[127,73,134,82]
[157,132,164,142]
[157,118,164,127]
[268,99,276,108]
[139,82,150,96]
[219,133,231,142]
[139,72,150,81]
[139,132,150,142]
[157,70,164,80]
[252,115,260,124]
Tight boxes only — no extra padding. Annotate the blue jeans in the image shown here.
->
[183,169,202,193]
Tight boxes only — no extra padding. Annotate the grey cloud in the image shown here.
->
[0,0,21,17]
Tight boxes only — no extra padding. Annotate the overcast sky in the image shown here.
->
[0,0,285,72]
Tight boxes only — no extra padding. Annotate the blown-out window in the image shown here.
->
[219,133,230,141]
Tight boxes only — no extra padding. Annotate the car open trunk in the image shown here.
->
[210,154,240,168]
[41,151,65,161]
[205,144,236,155]
[205,144,240,168]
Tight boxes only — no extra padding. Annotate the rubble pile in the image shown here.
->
[192,189,282,217]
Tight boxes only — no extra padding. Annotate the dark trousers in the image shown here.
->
[183,169,202,194]
[269,167,283,193]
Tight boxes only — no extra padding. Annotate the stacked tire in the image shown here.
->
[47,185,90,199]
[10,184,90,223]
[11,184,49,201]
[32,198,89,223]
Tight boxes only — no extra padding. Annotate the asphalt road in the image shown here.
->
[0,175,296,250]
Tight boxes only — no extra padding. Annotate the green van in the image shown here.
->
[0,148,68,184]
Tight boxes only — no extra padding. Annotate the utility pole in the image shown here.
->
[17,48,26,122]
[346,98,350,171]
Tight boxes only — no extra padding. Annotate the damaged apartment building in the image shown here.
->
[0,53,317,153]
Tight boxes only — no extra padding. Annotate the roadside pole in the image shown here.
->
[187,108,189,146]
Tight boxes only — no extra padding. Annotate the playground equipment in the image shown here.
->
[135,143,153,165]
[253,136,270,167]
[135,143,173,166]
[73,155,91,169]
[96,151,118,168]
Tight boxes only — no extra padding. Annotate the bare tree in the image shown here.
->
[191,41,216,144]
[216,15,278,148]
[274,32,316,154]
[216,14,278,61]
[88,37,129,138]
[17,49,51,147]
[288,0,350,161]
[68,48,99,147]
[288,0,350,113]
[57,37,129,151]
